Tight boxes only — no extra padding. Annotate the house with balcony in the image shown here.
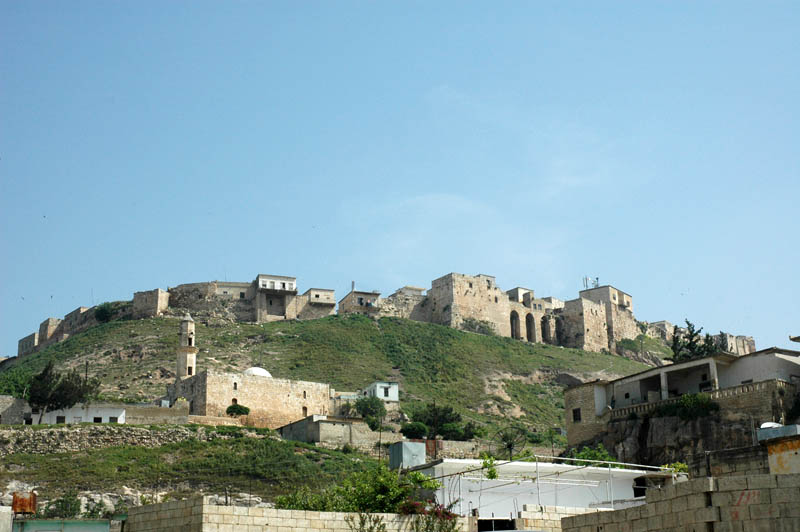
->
[565,347,800,447]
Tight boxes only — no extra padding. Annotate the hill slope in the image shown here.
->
[0,314,649,431]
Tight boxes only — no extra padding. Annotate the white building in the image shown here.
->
[413,457,683,521]
[360,381,399,402]
[35,403,126,425]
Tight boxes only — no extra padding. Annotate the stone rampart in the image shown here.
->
[126,497,474,532]
[561,474,800,532]
[0,425,253,456]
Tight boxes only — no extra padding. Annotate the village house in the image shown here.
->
[565,347,800,447]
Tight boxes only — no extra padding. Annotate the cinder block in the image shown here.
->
[695,506,720,522]
[717,477,749,492]
[686,493,709,509]
[746,475,777,489]
[748,503,780,520]
[776,475,800,488]
[771,487,800,503]
[719,507,748,522]
[672,495,688,512]
[741,519,775,532]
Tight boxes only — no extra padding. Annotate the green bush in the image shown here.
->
[41,492,81,518]
[226,404,251,416]
[652,393,719,421]
[400,422,428,439]
[565,443,621,468]
[460,318,495,336]
[94,302,114,323]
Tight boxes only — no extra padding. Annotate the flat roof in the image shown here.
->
[256,274,297,280]
[304,287,335,292]
[418,458,662,480]
[579,285,631,297]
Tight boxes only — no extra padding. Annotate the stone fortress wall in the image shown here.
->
[16,270,755,359]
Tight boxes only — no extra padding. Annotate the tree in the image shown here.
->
[29,361,100,423]
[94,302,114,323]
[410,403,462,440]
[400,422,428,439]
[226,404,250,416]
[670,320,721,362]
[354,396,387,430]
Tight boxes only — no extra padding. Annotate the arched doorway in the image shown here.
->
[526,313,534,342]
[510,311,521,340]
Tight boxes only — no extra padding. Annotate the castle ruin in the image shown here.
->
[16,270,755,359]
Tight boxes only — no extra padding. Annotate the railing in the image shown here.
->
[609,379,793,420]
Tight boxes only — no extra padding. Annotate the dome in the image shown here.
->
[244,367,272,378]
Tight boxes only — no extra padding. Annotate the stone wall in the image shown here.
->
[133,289,170,319]
[125,403,190,425]
[561,474,800,532]
[176,371,332,429]
[0,424,249,456]
[126,497,474,532]
[689,445,770,479]
[558,299,608,352]
[17,332,38,357]
[564,383,608,447]
[516,505,610,532]
[0,396,27,425]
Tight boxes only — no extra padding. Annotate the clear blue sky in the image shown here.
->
[1,2,798,357]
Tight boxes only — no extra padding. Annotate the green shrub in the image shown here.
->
[460,318,495,336]
[652,393,719,421]
[662,461,689,473]
[41,492,81,518]
[565,443,621,468]
[400,422,428,439]
[94,303,114,323]
[226,404,250,416]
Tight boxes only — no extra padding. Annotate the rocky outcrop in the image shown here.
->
[581,411,755,466]
[616,347,666,367]
[0,424,274,456]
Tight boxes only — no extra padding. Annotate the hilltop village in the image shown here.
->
[16,271,755,359]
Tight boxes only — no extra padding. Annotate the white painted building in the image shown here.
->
[34,403,126,425]
[361,381,399,402]
[415,457,683,520]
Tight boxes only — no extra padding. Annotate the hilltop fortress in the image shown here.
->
[16,271,755,358]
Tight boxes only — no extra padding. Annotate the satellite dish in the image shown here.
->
[490,426,527,460]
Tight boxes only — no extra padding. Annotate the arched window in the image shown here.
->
[233,382,237,391]
[510,311,521,340]
[302,406,308,417]
[232,398,238,405]
[525,313,535,342]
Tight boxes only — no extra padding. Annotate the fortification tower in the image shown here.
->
[177,313,198,378]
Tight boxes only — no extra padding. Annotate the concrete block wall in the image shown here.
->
[516,505,610,532]
[690,446,770,479]
[561,474,800,532]
[127,497,474,532]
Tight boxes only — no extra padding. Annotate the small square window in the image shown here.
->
[315,294,320,298]
[624,392,630,399]
[56,416,66,424]
[109,416,119,423]
[240,292,245,299]
[93,417,102,423]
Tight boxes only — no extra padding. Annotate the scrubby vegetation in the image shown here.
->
[0,426,378,500]
[0,314,649,434]
[651,393,720,421]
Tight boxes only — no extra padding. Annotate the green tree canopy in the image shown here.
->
[29,361,100,423]
[669,320,722,362]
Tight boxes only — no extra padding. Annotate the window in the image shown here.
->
[383,387,389,397]
[109,417,119,423]
[187,366,193,376]
[188,337,193,346]
[469,282,473,288]
[701,374,707,381]
[358,297,364,306]
[240,292,245,299]
[302,406,308,417]
[232,398,238,405]
[269,299,273,306]
[223,291,228,295]
[487,280,491,288]
[93,417,102,423]
[495,296,498,303]
[281,282,286,289]
[303,391,307,398]
[269,281,275,289]
[56,416,65,424]
[25,418,32,425]
[233,382,237,390]
[624,393,630,399]
[315,294,320,298]
[262,282,267,288]
[572,408,582,422]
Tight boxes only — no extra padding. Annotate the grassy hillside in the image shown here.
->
[0,314,649,431]
[0,425,377,500]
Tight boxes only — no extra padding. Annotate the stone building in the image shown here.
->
[165,314,333,429]
[564,346,800,447]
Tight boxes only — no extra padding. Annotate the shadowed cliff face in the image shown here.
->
[588,412,756,466]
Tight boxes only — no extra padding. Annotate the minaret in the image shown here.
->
[177,313,198,378]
